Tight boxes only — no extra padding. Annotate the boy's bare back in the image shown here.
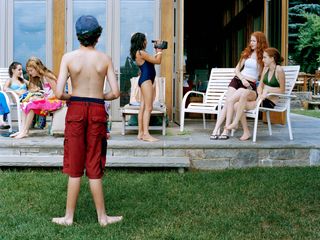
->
[56,46,118,100]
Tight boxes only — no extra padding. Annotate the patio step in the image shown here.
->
[0,139,190,172]
[0,116,319,170]
[0,155,189,172]
[0,135,319,170]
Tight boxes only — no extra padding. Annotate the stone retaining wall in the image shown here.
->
[188,148,320,169]
[291,91,312,109]
[0,141,319,170]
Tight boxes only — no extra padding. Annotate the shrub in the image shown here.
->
[295,13,320,73]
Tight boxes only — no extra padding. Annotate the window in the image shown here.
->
[267,0,281,50]
[66,0,160,119]
[119,0,158,106]
[7,0,53,67]
[0,1,6,67]
[71,0,107,52]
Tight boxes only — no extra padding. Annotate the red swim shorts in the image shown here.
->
[63,97,107,179]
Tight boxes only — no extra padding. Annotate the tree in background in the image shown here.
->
[288,1,320,73]
[295,13,320,73]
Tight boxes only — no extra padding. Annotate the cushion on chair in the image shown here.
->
[50,105,67,136]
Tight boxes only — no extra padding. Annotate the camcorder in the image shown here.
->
[152,40,168,49]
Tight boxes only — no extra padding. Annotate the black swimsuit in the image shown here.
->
[138,61,156,87]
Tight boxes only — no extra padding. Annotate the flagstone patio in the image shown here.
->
[0,113,319,171]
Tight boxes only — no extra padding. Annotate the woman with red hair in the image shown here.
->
[210,31,268,140]
[228,47,285,140]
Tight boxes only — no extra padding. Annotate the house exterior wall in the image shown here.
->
[2,0,289,121]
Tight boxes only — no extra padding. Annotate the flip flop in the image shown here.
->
[218,135,229,140]
[210,134,219,140]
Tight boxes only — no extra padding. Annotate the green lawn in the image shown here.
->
[0,167,320,240]
[292,109,320,118]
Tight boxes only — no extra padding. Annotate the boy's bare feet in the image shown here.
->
[52,217,73,226]
[99,215,123,227]
[240,133,251,141]
[142,134,159,142]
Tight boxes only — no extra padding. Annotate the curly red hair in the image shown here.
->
[240,31,269,76]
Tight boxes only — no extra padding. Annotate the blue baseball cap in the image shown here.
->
[75,15,101,35]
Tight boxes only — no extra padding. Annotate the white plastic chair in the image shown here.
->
[0,68,23,132]
[180,68,235,131]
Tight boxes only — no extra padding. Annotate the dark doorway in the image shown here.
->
[184,1,224,92]
[184,2,223,74]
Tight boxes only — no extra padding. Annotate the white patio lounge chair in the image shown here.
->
[180,68,235,131]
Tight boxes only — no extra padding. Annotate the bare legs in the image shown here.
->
[239,113,251,141]
[137,96,144,140]
[211,87,257,140]
[52,177,81,226]
[233,102,251,141]
[230,95,257,141]
[52,177,123,226]
[211,87,236,136]
[10,110,35,139]
[226,89,256,130]
[89,179,123,226]
[137,80,158,142]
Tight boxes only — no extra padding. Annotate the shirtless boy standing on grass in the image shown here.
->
[52,15,122,226]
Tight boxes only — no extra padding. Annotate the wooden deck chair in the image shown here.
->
[244,65,300,142]
[120,76,167,135]
[180,68,235,132]
[0,68,22,132]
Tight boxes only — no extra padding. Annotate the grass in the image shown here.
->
[0,167,320,240]
[292,109,320,118]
